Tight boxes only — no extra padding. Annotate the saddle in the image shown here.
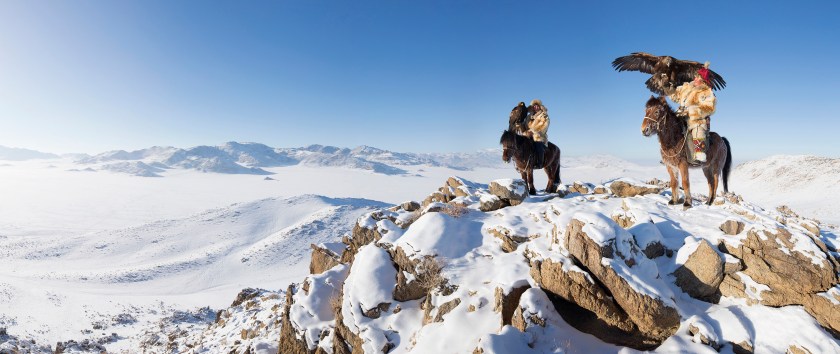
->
[676,111,708,166]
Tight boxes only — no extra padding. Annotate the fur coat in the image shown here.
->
[528,100,550,143]
[669,82,716,123]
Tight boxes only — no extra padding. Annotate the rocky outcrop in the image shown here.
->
[489,179,528,207]
[428,298,461,323]
[718,227,840,335]
[263,177,840,354]
[310,244,342,275]
[688,320,721,351]
[569,182,594,194]
[530,217,680,350]
[609,180,662,198]
[563,219,680,343]
[721,228,838,306]
[530,257,646,348]
[478,194,505,212]
[278,284,312,354]
[719,219,745,235]
[494,285,530,327]
[488,226,529,253]
[341,221,384,263]
[802,291,840,337]
[400,201,421,212]
[674,240,725,303]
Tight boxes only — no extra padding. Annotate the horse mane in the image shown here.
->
[645,95,662,108]
[645,95,674,112]
[499,130,518,146]
[646,96,685,130]
[500,130,534,156]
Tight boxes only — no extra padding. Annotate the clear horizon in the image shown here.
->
[1,1,838,160]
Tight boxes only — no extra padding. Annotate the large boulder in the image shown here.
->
[489,179,528,206]
[530,258,641,347]
[673,239,725,303]
[719,227,840,335]
[478,193,505,212]
[530,217,680,350]
[563,218,680,342]
[721,228,839,307]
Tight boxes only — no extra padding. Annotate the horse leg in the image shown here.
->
[528,169,537,195]
[520,170,531,195]
[680,162,692,208]
[545,166,556,193]
[667,166,680,205]
[703,167,716,205]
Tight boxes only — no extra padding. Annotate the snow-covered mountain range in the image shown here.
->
[0,145,58,161]
[69,142,506,176]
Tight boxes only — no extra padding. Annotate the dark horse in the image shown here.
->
[500,130,561,195]
[641,96,732,207]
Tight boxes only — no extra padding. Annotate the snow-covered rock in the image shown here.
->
[266,176,840,353]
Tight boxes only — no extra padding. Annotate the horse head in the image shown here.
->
[499,130,516,163]
[642,95,668,137]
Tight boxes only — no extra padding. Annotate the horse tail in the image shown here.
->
[722,137,732,193]
[555,147,561,183]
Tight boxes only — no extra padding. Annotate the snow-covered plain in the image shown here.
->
[0,148,837,351]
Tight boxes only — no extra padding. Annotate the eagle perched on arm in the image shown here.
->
[508,102,528,135]
[612,52,726,96]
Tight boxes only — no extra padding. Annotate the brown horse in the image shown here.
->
[641,96,732,207]
[500,130,561,195]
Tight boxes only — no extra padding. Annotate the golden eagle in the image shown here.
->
[508,102,528,134]
[612,52,726,95]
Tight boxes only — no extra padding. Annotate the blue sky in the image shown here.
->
[1,1,837,160]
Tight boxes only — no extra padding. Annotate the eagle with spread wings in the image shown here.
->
[612,52,726,96]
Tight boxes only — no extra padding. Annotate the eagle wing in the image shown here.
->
[611,52,661,74]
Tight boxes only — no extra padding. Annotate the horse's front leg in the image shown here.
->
[520,170,533,195]
[703,167,716,205]
[527,169,537,195]
[544,166,556,193]
[667,166,680,205]
[680,162,692,208]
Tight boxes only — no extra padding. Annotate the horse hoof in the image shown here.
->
[668,200,677,205]
[683,203,692,209]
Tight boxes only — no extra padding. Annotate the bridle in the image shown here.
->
[643,105,665,132]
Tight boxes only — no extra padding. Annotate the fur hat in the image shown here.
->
[697,62,712,86]
[530,99,543,107]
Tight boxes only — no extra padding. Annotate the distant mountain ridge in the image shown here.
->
[0,145,58,160]
[8,141,662,178]
[72,142,507,176]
